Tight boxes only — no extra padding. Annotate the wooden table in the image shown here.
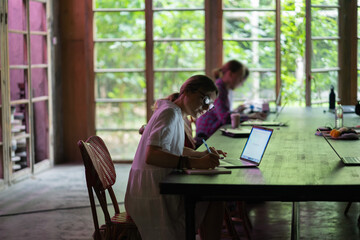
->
[159,107,360,240]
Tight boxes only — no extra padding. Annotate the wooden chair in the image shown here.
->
[78,136,141,240]
[223,201,252,240]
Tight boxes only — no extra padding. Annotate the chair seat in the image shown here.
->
[111,212,137,227]
[111,213,140,240]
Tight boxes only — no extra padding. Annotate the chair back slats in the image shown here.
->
[78,140,103,239]
[83,136,116,189]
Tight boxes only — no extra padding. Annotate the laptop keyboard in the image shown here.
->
[344,157,360,163]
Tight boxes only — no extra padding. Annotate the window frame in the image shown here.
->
[92,0,358,161]
[221,0,281,105]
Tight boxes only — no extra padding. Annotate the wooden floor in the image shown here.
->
[221,201,360,240]
[1,164,360,240]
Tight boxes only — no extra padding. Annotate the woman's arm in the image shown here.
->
[183,146,207,158]
[145,145,181,168]
[145,145,221,169]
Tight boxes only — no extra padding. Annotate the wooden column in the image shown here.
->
[59,0,95,163]
[205,0,223,78]
[145,0,154,121]
[338,0,357,105]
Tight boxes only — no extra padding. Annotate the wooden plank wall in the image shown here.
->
[58,0,95,163]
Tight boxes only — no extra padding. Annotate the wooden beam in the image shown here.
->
[338,0,357,105]
[145,0,154,121]
[59,0,95,163]
[205,0,223,78]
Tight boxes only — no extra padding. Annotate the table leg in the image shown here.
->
[185,196,196,240]
[291,201,300,240]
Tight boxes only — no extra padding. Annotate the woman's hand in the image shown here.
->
[248,112,267,120]
[188,147,227,169]
[235,104,246,113]
[209,147,227,158]
[189,153,220,169]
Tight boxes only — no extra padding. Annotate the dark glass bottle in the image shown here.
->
[329,86,335,110]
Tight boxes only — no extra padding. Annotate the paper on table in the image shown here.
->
[184,168,231,175]
[241,120,286,126]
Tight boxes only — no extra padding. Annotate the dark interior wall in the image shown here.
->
[56,0,95,164]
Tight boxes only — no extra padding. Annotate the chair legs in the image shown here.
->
[344,202,352,215]
[223,201,252,240]
[224,206,241,240]
[344,202,360,224]
[236,201,252,239]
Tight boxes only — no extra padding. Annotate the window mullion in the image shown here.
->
[145,0,153,122]
[25,0,34,173]
[276,0,281,105]
[305,0,312,106]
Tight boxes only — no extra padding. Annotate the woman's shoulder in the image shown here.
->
[154,100,181,120]
[215,78,226,90]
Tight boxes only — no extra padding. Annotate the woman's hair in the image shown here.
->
[213,60,249,79]
[166,74,218,102]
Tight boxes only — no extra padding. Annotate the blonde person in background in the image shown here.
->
[125,75,227,240]
[195,60,266,147]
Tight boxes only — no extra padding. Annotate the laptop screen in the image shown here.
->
[240,126,273,164]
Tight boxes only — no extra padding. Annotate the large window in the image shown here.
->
[93,0,346,161]
[93,1,145,160]
[93,0,206,160]
[153,1,205,99]
[307,0,339,106]
[223,0,278,107]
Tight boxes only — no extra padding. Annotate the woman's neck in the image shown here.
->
[173,97,187,118]
[221,77,231,89]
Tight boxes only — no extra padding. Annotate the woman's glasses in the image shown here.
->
[199,91,214,111]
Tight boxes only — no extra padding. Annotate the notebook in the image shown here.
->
[184,168,232,175]
[220,127,251,138]
[219,126,273,168]
[319,129,360,165]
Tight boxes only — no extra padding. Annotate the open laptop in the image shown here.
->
[342,105,355,113]
[319,129,360,165]
[219,126,273,168]
[241,101,287,127]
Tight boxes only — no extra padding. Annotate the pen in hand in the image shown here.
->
[202,139,211,153]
